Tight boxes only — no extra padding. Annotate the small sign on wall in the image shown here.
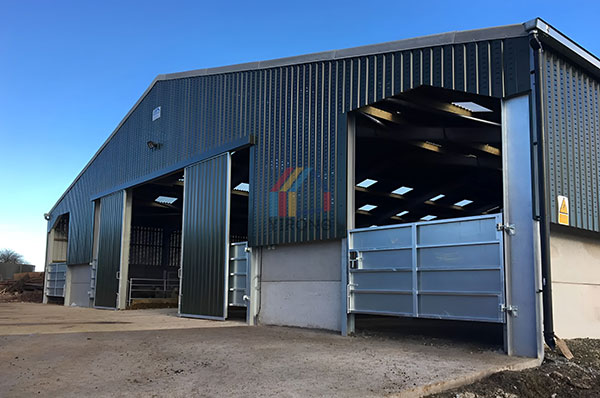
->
[152,106,161,121]
[557,195,569,225]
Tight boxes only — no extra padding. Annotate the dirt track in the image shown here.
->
[431,338,600,398]
[0,303,535,397]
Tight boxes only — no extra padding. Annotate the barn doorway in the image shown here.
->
[346,86,505,348]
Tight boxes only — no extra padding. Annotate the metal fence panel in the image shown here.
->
[94,191,124,308]
[45,263,66,297]
[179,154,230,319]
[228,242,249,307]
[348,214,505,323]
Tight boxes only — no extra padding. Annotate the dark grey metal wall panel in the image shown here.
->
[94,191,124,308]
[542,50,600,232]
[252,38,530,246]
[48,37,532,252]
[48,177,94,266]
[180,154,230,318]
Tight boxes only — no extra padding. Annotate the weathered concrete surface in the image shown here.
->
[0,303,535,398]
[0,303,242,335]
[550,228,600,338]
[259,240,342,331]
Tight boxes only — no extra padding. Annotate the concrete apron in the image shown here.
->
[0,303,541,397]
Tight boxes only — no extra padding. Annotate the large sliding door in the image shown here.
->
[179,153,231,319]
[94,191,125,309]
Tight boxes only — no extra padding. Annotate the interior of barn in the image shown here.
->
[353,86,503,229]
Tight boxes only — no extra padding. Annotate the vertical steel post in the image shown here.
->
[343,111,356,336]
[502,94,544,358]
[117,189,133,310]
[411,223,418,317]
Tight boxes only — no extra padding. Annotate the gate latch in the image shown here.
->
[496,223,516,235]
[500,304,518,317]
[348,250,361,269]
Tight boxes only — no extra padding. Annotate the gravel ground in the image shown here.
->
[0,303,533,398]
[429,339,600,398]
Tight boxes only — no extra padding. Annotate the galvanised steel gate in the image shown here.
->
[347,214,506,323]
[228,242,249,307]
[45,263,66,297]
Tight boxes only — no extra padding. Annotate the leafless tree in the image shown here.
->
[0,249,28,264]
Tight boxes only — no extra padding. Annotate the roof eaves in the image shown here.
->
[525,17,600,75]
[162,23,527,81]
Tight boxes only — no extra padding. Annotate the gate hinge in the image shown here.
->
[500,304,518,317]
[496,223,516,235]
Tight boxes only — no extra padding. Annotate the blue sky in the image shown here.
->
[1,0,599,268]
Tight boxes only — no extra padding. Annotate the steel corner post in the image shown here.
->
[501,94,544,358]
[341,237,354,336]
[342,111,356,336]
[117,190,133,310]
[246,246,261,326]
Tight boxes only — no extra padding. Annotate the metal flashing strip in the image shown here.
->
[525,18,600,73]
[178,313,226,321]
[164,23,527,81]
[89,136,252,201]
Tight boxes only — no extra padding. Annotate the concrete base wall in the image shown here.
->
[550,228,600,338]
[258,240,342,331]
[65,264,93,307]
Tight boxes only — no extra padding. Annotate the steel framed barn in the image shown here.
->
[44,18,600,358]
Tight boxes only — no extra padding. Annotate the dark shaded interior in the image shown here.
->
[354,86,503,228]
[227,148,250,319]
[129,171,184,283]
[230,148,250,242]
[355,315,504,348]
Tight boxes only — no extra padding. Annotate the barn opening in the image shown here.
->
[227,147,251,320]
[353,86,502,228]
[45,213,69,304]
[348,86,505,347]
[127,172,184,309]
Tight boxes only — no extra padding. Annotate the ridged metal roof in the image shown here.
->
[48,18,599,215]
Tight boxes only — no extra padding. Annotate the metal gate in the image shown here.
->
[179,153,231,319]
[228,242,249,307]
[89,260,96,299]
[347,214,506,323]
[45,263,66,297]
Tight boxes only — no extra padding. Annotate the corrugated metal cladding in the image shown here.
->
[251,37,530,245]
[50,185,94,266]
[48,74,251,262]
[542,49,600,232]
[49,36,532,253]
[180,154,230,318]
[94,191,124,308]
